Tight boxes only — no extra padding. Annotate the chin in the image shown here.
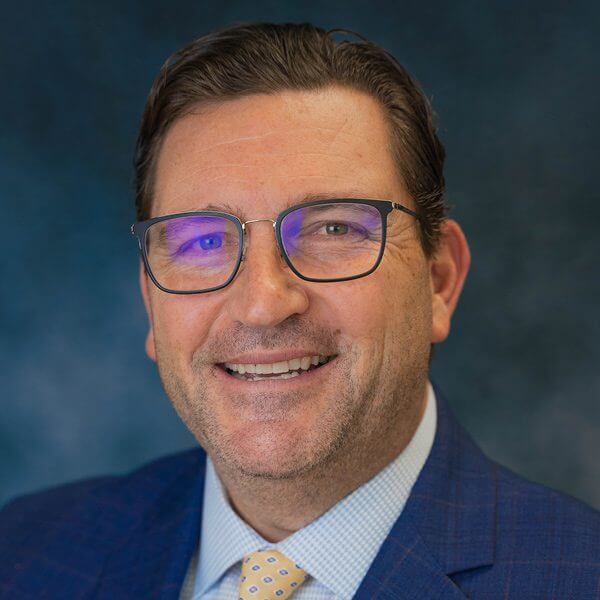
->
[225,425,314,475]
[233,455,315,480]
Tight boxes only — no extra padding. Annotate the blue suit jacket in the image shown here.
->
[1,379,599,599]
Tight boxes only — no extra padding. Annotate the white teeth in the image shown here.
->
[229,370,301,381]
[223,354,333,375]
[288,358,302,370]
[277,371,300,380]
[272,361,289,374]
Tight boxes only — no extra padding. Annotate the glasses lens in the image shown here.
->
[145,215,240,292]
[280,202,383,279]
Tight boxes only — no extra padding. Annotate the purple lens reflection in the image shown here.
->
[146,215,240,291]
[280,202,382,279]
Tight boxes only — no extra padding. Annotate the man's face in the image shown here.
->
[140,86,440,480]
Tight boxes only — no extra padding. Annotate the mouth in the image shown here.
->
[215,354,338,383]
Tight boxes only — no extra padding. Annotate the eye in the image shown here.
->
[306,220,369,240]
[179,232,224,254]
[324,222,348,235]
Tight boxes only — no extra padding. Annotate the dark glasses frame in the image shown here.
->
[130,198,421,295]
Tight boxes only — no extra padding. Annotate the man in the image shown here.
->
[1,22,598,600]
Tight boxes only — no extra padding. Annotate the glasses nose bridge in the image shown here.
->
[240,217,281,262]
[241,217,277,229]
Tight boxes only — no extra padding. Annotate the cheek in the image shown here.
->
[152,295,218,352]
[364,258,431,342]
[383,266,433,349]
[326,279,390,347]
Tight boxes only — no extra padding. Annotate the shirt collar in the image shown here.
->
[195,379,437,598]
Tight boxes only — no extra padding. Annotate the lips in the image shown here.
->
[222,354,334,377]
[214,354,338,386]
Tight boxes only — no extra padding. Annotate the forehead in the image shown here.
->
[152,86,405,218]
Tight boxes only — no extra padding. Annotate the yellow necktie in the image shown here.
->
[237,548,309,599]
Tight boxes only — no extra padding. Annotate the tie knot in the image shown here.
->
[238,548,309,600]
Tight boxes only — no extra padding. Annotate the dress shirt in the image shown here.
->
[179,379,437,600]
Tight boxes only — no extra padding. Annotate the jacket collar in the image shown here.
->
[93,377,495,599]
[353,378,496,598]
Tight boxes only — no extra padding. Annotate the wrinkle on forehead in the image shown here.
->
[325,116,351,151]
[156,151,360,201]
[166,86,386,157]
[153,173,358,217]
[155,133,373,214]
[207,131,277,148]
[171,124,362,156]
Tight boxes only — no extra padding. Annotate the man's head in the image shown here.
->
[134,22,470,484]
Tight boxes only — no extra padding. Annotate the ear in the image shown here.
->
[429,219,471,343]
[139,258,157,362]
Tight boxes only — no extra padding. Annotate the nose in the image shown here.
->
[225,220,309,328]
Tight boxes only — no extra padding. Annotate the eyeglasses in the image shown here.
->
[130,198,421,294]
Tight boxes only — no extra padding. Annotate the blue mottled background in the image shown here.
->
[1,0,599,510]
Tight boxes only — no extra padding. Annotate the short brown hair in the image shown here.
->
[133,21,448,259]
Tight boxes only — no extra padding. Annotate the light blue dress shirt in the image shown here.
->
[180,380,437,600]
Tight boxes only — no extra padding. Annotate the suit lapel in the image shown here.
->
[353,517,469,599]
[354,378,496,599]
[92,449,208,599]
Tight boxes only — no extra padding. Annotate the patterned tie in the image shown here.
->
[237,548,309,599]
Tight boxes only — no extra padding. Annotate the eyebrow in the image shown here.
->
[187,190,379,220]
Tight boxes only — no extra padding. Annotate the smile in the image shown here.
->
[216,354,337,383]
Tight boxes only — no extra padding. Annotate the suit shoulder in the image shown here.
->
[0,476,117,532]
[0,446,204,540]
[493,460,600,557]
[450,458,600,598]
[0,447,205,594]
